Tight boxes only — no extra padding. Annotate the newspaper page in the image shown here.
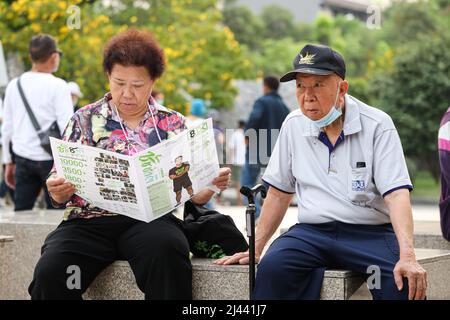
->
[50,118,219,222]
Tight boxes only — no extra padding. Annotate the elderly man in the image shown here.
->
[216,44,427,300]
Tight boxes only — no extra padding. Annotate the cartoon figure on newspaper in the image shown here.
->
[50,119,219,223]
[168,155,194,206]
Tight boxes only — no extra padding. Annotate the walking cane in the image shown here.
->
[240,184,267,299]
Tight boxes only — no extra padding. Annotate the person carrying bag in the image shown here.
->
[1,34,73,211]
[17,76,61,156]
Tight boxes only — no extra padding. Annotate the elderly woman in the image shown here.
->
[28,29,231,300]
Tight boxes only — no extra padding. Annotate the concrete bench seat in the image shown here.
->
[84,258,364,300]
[1,210,449,300]
[0,210,364,300]
[85,259,250,300]
[85,249,450,300]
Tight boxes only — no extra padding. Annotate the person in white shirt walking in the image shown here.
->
[1,34,73,211]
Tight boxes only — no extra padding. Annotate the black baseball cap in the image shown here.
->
[29,34,62,63]
[280,44,346,82]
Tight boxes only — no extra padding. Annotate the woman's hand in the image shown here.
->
[212,167,231,192]
[190,167,232,205]
[46,175,76,205]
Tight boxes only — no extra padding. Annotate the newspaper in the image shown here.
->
[50,118,220,222]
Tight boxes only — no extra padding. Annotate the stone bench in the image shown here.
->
[0,210,363,299]
[85,249,450,300]
[85,259,250,300]
[1,210,449,299]
[84,259,364,300]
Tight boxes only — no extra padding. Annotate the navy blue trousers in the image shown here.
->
[253,222,409,300]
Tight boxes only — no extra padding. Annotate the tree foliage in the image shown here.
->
[0,0,256,112]
[221,0,450,179]
[371,12,450,179]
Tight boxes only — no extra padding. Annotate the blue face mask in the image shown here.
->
[311,82,342,129]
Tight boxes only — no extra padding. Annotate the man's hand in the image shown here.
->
[393,257,427,300]
[385,189,427,299]
[46,175,76,205]
[215,186,293,266]
[211,167,231,192]
[5,163,15,189]
[214,250,261,265]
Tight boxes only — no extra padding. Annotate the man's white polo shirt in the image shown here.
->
[262,94,412,225]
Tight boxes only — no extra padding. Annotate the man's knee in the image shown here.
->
[256,252,288,279]
[370,275,409,300]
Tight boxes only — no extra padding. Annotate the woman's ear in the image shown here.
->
[148,82,155,98]
[149,79,155,91]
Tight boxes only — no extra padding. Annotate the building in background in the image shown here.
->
[321,0,372,21]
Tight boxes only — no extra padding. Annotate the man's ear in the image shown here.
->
[338,80,349,107]
[340,80,349,95]
[49,52,58,62]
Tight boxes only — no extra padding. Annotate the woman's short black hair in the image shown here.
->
[103,29,165,79]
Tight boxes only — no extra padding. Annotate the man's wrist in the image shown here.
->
[400,248,416,261]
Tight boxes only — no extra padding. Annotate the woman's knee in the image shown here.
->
[152,233,190,262]
[140,222,190,259]
[29,253,77,299]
